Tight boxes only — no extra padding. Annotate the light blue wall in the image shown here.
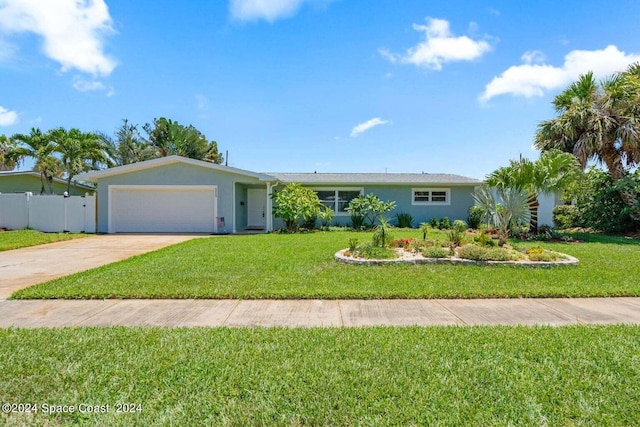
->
[95,163,265,233]
[270,184,477,229]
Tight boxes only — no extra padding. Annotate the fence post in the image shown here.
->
[25,192,32,229]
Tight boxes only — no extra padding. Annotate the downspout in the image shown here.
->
[265,181,277,232]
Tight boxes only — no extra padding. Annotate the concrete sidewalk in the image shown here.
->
[1,297,639,328]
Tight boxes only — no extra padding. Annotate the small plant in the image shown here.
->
[420,222,430,240]
[428,217,439,229]
[422,246,449,258]
[372,217,394,247]
[467,205,485,229]
[438,217,451,230]
[391,238,414,249]
[357,243,398,260]
[457,244,522,261]
[348,238,359,252]
[446,228,465,247]
[318,206,335,228]
[474,226,496,247]
[396,212,414,228]
[552,205,580,229]
[452,219,467,232]
[346,193,396,228]
[350,214,365,230]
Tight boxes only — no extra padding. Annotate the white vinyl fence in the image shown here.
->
[0,193,96,233]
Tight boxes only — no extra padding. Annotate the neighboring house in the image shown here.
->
[0,171,94,196]
[76,155,482,234]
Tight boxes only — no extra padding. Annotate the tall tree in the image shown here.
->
[0,134,17,171]
[486,150,578,232]
[534,64,640,219]
[50,127,112,193]
[102,119,157,166]
[9,128,62,194]
[143,117,223,163]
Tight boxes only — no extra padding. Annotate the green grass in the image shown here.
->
[10,230,640,299]
[0,229,88,252]
[1,326,638,426]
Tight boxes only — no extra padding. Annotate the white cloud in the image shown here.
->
[230,0,316,22]
[0,106,18,126]
[72,78,105,92]
[380,17,492,70]
[350,118,389,137]
[0,0,117,76]
[480,45,640,101]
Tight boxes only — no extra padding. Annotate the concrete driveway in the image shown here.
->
[0,234,205,299]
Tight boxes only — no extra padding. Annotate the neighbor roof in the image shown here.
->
[0,171,94,189]
[266,172,482,186]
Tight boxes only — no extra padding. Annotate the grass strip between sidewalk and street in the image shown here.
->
[1,325,639,426]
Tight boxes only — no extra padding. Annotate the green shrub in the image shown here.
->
[396,212,414,228]
[446,228,465,247]
[318,206,335,228]
[467,205,485,229]
[452,219,467,232]
[526,247,565,262]
[301,215,317,230]
[474,226,496,247]
[272,183,323,231]
[350,214,365,230]
[346,193,396,228]
[457,244,521,261]
[438,217,451,230]
[428,217,439,228]
[422,246,449,258]
[357,244,398,260]
[348,238,359,252]
[552,205,580,229]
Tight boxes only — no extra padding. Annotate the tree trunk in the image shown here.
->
[528,193,539,234]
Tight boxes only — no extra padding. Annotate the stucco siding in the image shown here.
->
[94,162,264,233]
[270,184,477,229]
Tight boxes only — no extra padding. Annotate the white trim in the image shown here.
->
[312,187,364,216]
[77,155,275,183]
[411,187,451,206]
[107,184,217,233]
[232,180,237,233]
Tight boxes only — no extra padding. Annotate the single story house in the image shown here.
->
[0,171,94,196]
[76,156,483,234]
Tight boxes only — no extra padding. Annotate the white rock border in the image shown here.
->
[335,248,579,267]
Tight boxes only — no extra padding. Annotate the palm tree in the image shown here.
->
[0,134,17,171]
[486,150,579,232]
[9,128,62,194]
[472,185,531,246]
[102,119,157,166]
[50,128,112,193]
[534,64,640,219]
[143,117,223,163]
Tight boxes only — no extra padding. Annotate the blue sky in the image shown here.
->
[1,0,639,179]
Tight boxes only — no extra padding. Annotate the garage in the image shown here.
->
[108,185,217,233]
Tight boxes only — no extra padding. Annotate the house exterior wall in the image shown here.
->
[271,184,478,229]
[94,162,264,233]
[0,175,90,195]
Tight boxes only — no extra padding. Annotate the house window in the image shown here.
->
[314,188,363,214]
[412,188,451,205]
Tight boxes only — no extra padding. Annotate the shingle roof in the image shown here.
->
[265,172,481,185]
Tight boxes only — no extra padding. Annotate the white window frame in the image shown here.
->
[411,188,451,206]
[313,187,364,216]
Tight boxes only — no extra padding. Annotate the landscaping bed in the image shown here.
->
[335,246,579,267]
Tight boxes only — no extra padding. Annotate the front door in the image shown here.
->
[247,188,266,229]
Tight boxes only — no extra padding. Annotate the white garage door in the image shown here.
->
[109,185,217,233]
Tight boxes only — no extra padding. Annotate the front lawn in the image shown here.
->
[1,326,638,426]
[10,230,640,299]
[0,229,88,252]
